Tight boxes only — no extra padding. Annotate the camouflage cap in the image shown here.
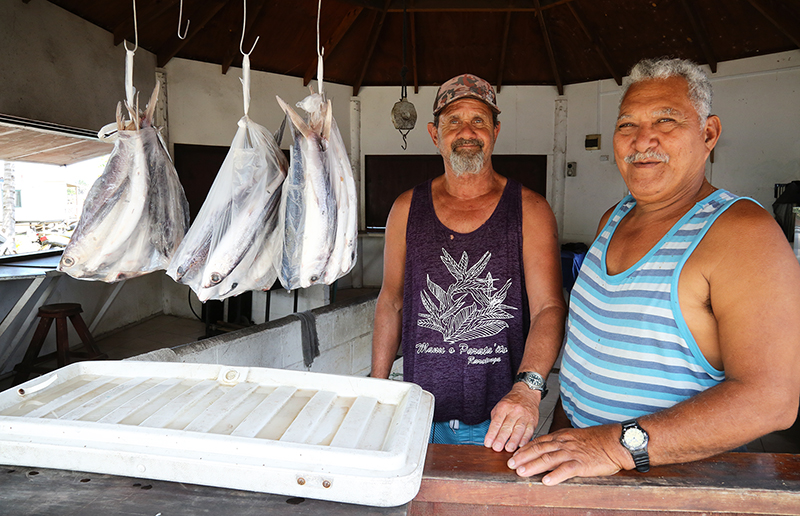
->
[433,74,501,116]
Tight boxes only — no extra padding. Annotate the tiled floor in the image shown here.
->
[99,314,207,360]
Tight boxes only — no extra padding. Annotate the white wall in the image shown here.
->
[560,50,800,244]
[164,58,353,150]
[0,0,156,131]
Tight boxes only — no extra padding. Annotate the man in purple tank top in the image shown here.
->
[371,74,567,453]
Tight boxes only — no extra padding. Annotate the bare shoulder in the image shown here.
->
[706,198,790,254]
[520,185,556,226]
[700,198,800,283]
[386,188,414,229]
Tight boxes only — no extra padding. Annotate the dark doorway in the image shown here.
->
[364,154,547,230]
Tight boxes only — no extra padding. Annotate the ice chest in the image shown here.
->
[0,361,434,507]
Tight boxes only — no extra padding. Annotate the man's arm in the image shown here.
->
[508,201,800,484]
[484,188,567,452]
[370,190,412,379]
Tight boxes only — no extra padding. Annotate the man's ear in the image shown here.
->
[427,121,439,146]
[704,115,721,151]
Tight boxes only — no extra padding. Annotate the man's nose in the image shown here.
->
[632,124,658,151]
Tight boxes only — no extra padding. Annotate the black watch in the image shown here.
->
[620,419,650,473]
[514,371,548,399]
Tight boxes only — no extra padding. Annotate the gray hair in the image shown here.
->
[621,58,713,123]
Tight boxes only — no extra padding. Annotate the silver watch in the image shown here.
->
[620,419,650,472]
[514,371,548,399]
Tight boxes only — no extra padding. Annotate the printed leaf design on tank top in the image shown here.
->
[417,249,517,344]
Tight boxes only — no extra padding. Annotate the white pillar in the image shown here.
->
[349,96,364,288]
[551,98,568,237]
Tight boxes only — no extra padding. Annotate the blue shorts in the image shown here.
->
[429,419,491,446]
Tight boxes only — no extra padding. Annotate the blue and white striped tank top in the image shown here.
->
[560,189,744,428]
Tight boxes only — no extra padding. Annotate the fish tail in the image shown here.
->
[275,95,313,140]
[143,81,160,128]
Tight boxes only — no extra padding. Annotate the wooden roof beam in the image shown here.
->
[353,0,391,96]
[303,8,364,86]
[744,0,800,48]
[533,0,563,95]
[113,0,179,47]
[345,0,571,13]
[496,9,512,92]
[679,0,718,73]
[567,3,621,85]
[156,1,229,68]
[221,0,268,75]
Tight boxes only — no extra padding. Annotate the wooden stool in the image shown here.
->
[13,303,107,385]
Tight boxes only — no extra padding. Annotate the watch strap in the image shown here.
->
[620,419,650,473]
[514,371,548,399]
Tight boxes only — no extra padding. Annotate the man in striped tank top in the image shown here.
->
[509,58,800,485]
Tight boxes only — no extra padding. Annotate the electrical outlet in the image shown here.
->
[566,162,577,177]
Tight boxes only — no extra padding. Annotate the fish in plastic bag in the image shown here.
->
[166,116,288,302]
[59,83,190,282]
[275,93,358,290]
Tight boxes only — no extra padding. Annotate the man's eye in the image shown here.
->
[657,118,676,123]
[617,122,634,129]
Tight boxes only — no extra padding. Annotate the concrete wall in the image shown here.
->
[163,58,353,151]
[131,293,378,377]
[0,0,156,131]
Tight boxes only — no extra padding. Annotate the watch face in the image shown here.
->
[526,374,544,388]
[624,428,646,449]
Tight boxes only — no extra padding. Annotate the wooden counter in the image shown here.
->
[2,445,799,515]
[412,444,800,515]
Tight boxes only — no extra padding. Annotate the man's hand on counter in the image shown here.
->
[484,383,541,452]
[507,424,631,485]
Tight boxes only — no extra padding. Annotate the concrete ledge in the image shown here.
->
[129,292,378,377]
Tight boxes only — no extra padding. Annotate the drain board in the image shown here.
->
[0,361,434,507]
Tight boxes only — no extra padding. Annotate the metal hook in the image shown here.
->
[124,0,139,52]
[177,0,190,40]
[239,0,259,56]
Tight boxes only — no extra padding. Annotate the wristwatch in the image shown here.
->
[514,371,548,399]
[620,419,650,473]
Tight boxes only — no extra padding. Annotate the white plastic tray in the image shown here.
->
[0,361,434,507]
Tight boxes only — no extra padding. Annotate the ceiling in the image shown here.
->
[45,0,799,95]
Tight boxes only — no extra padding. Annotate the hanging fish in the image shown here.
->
[275,94,337,290]
[166,115,287,302]
[59,83,190,282]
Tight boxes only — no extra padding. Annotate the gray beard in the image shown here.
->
[449,148,485,176]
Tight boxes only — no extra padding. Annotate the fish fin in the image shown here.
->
[116,102,124,132]
[276,95,313,139]
[143,81,160,128]
[274,114,287,146]
[322,99,333,142]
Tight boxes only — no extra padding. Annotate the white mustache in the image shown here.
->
[624,150,670,164]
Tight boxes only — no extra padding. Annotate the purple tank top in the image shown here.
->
[402,178,529,424]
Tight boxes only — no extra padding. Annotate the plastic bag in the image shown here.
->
[275,93,358,290]
[166,116,287,301]
[59,84,190,282]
